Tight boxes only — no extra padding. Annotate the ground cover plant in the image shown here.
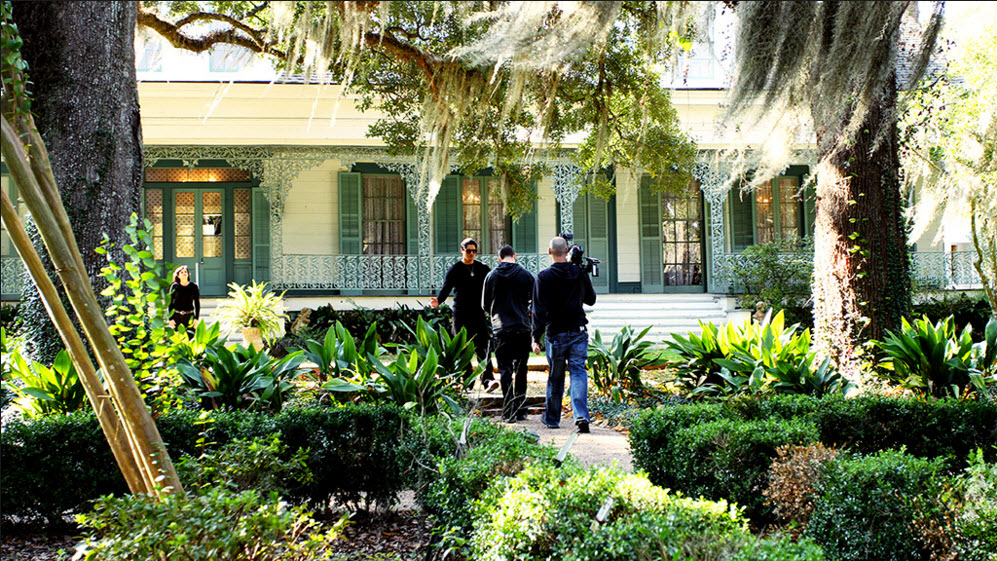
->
[588,325,665,400]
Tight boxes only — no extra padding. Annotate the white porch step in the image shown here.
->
[585,294,727,343]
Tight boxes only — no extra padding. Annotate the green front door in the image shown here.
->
[173,189,227,296]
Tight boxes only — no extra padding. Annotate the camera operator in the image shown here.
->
[531,236,596,433]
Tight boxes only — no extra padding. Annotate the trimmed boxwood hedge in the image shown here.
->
[629,395,997,525]
[1,404,411,525]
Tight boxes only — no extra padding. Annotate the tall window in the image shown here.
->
[145,189,164,259]
[728,174,808,251]
[461,178,507,254]
[362,175,406,254]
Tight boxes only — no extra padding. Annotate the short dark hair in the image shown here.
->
[460,238,478,250]
[498,244,515,259]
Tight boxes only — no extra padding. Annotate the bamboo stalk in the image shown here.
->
[1,190,148,494]
[1,115,183,495]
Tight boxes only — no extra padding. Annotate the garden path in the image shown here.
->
[480,365,635,473]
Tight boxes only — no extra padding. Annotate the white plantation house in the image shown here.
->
[0,31,979,341]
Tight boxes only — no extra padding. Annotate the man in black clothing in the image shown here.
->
[482,244,536,422]
[430,238,496,391]
[532,236,596,433]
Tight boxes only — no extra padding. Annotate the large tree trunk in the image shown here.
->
[14,2,143,360]
[811,72,911,380]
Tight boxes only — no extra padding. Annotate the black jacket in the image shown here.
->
[168,282,201,319]
[532,261,596,343]
[436,259,491,322]
[482,261,535,335]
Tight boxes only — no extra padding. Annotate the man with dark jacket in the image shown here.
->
[532,236,596,433]
[482,244,536,422]
[430,238,496,391]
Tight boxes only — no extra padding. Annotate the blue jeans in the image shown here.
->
[542,330,591,428]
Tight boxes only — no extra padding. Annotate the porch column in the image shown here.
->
[692,161,731,293]
[552,163,583,235]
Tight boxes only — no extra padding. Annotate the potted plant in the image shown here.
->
[216,281,288,349]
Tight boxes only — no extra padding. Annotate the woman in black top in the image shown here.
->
[167,265,200,331]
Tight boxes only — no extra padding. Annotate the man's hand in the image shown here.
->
[532,341,542,354]
[429,296,439,309]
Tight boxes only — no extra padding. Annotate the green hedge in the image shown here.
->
[804,450,948,561]
[470,464,825,561]
[630,395,997,526]
[1,404,410,524]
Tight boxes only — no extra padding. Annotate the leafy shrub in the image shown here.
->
[176,344,306,411]
[421,423,560,546]
[177,434,312,496]
[1,405,410,523]
[306,303,452,346]
[730,238,813,316]
[628,401,724,486]
[296,320,382,383]
[953,448,997,561]
[876,315,978,397]
[471,465,750,561]
[163,320,229,365]
[913,293,992,341]
[0,302,20,334]
[804,449,948,561]
[669,417,819,522]
[73,486,343,561]
[588,325,664,400]
[324,318,476,414]
[763,443,840,527]
[2,347,86,417]
[666,312,850,399]
[728,534,826,561]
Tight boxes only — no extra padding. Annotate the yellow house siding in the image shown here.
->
[536,177,558,246]
[614,167,641,283]
[281,160,340,255]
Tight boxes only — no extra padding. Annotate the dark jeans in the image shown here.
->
[542,330,591,428]
[453,316,494,384]
[171,311,195,330]
[494,331,531,420]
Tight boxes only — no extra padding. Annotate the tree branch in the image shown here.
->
[137,6,285,58]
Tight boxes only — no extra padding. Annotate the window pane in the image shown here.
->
[779,177,801,242]
[362,175,406,255]
[755,183,774,244]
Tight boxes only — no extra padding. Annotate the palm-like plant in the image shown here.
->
[298,321,382,383]
[588,325,664,400]
[175,344,305,411]
[2,349,87,417]
[876,315,977,397]
[215,281,289,346]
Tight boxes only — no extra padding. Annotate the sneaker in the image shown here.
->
[576,420,590,434]
[483,380,500,393]
[516,412,528,421]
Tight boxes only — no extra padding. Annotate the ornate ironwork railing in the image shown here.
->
[276,253,550,292]
[1,256,23,298]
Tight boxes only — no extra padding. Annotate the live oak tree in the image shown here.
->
[722,1,943,378]
[138,1,699,216]
[12,2,144,362]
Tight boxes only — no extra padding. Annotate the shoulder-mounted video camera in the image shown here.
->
[560,232,601,277]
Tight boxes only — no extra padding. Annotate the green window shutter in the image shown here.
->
[406,193,418,255]
[639,177,663,293]
[338,172,362,254]
[571,194,587,246]
[433,174,461,254]
[587,193,610,293]
[729,188,754,251]
[511,181,538,254]
[252,189,270,283]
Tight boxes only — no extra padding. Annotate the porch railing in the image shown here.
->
[0,251,984,298]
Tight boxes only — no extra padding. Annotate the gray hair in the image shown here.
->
[549,236,568,257]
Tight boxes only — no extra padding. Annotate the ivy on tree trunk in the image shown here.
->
[811,72,912,378]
